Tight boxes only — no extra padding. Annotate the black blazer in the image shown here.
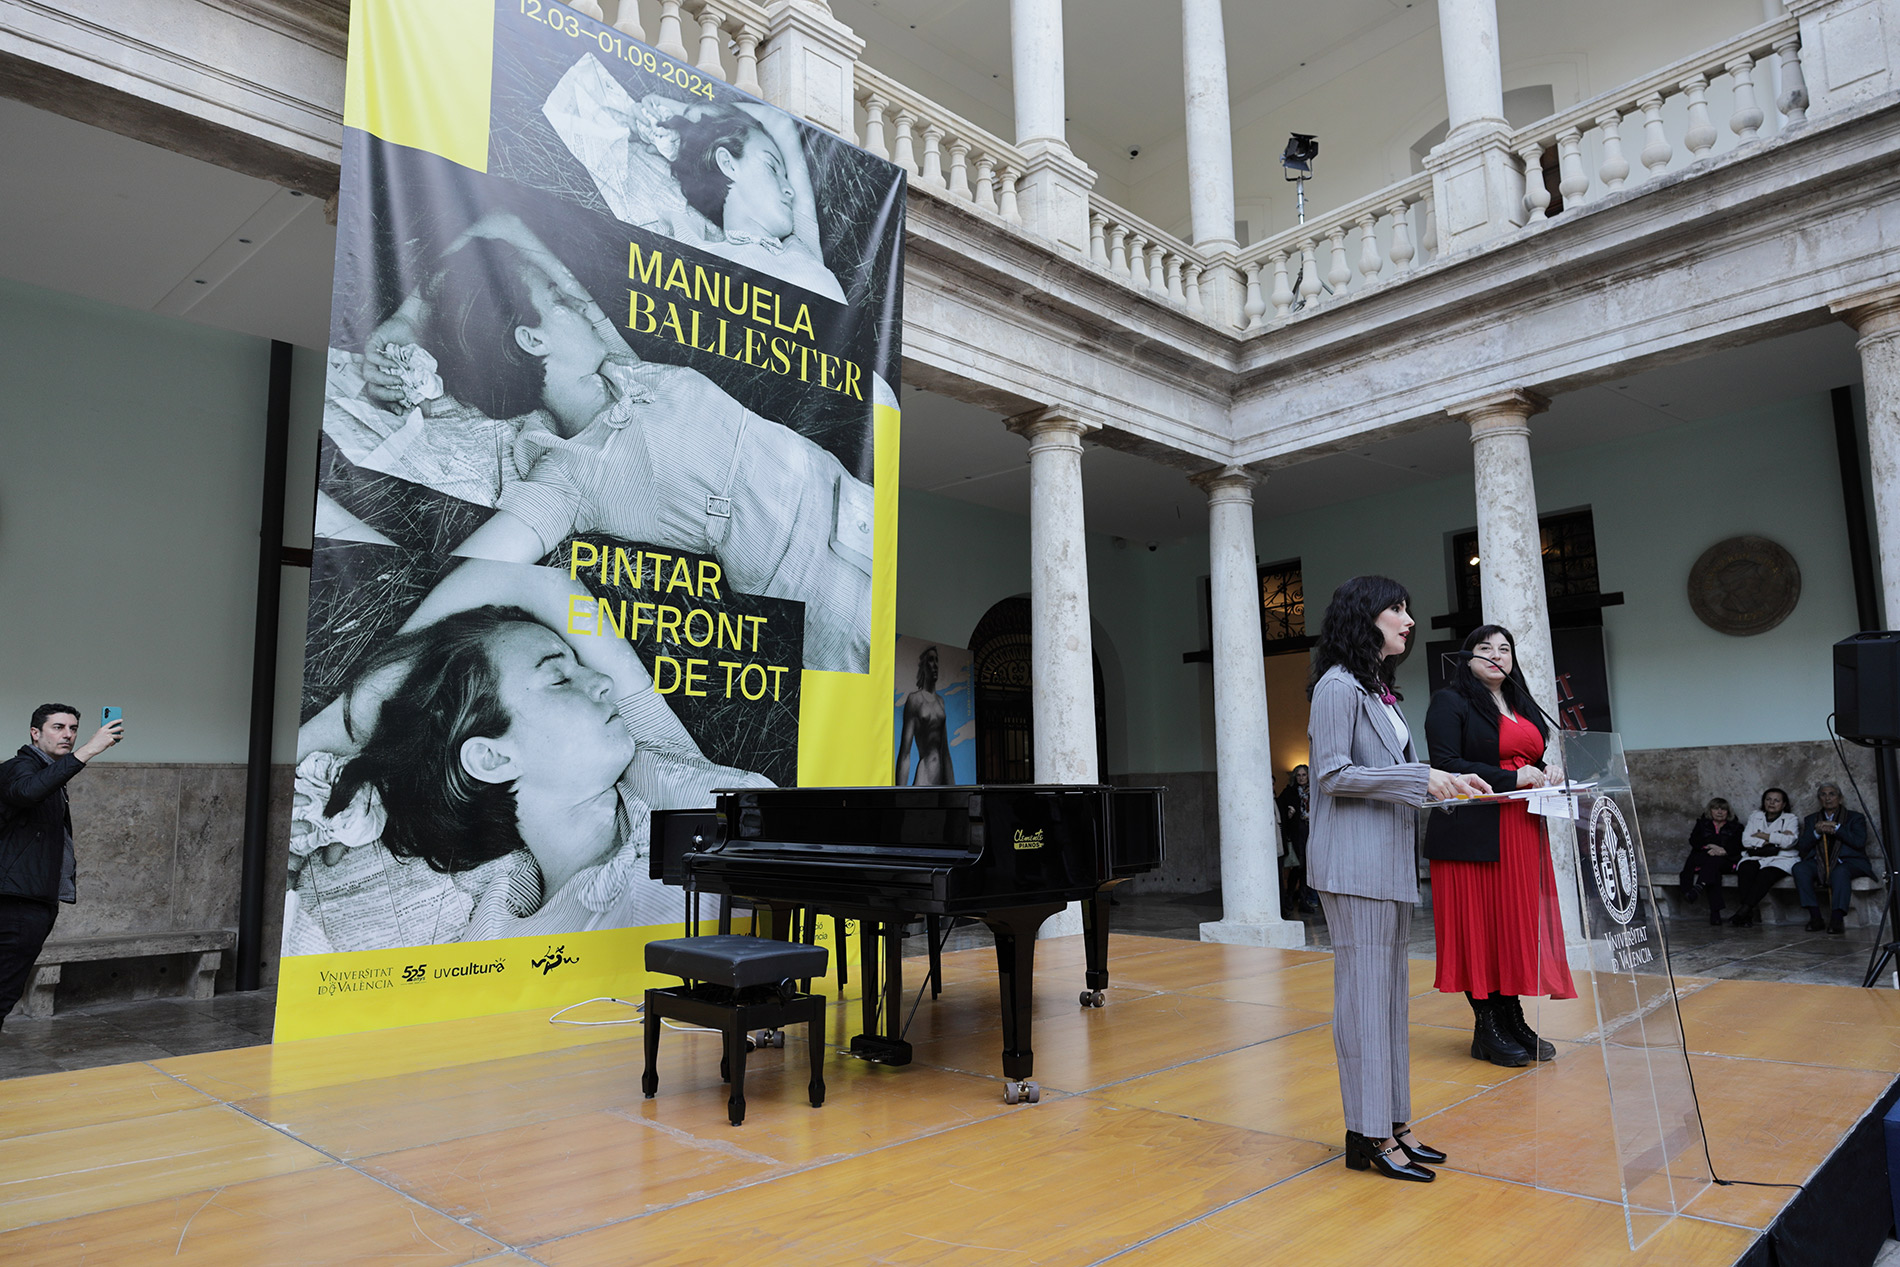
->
[0,745,84,903]
[1421,688,1548,862]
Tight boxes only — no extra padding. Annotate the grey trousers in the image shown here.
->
[1318,890,1412,1137]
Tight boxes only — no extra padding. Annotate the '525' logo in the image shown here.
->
[402,964,426,983]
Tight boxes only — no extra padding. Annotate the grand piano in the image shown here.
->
[651,784,1163,1103]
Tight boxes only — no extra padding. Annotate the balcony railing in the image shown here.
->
[575,3,1814,339]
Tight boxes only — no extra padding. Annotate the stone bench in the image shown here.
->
[9,929,236,1020]
[1649,867,1884,927]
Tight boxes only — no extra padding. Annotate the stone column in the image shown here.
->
[1452,389,1582,942]
[1007,407,1098,937]
[1455,391,1557,722]
[1181,0,1244,325]
[1832,283,1900,626]
[757,0,865,139]
[1423,0,1524,255]
[1009,0,1096,255]
[1193,468,1305,949]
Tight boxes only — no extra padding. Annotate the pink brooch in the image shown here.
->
[1379,690,1397,705]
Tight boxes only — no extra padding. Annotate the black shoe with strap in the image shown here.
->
[1345,1130,1435,1182]
[1393,1122,1447,1165]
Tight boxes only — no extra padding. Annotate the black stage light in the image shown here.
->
[1282,132,1319,180]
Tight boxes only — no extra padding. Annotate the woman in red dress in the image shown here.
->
[1423,624,1577,1067]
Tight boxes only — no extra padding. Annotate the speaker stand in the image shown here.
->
[1863,743,1900,989]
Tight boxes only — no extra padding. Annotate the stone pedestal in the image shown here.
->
[1832,282,1900,626]
[1423,127,1525,256]
[757,0,864,138]
[1786,0,1900,122]
[1192,468,1304,950]
[1015,144,1096,257]
[1008,407,1099,936]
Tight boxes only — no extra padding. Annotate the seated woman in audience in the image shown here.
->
[1677,797,1743,924]
[1729,787,1799,926]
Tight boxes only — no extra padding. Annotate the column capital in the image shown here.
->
[1005,406,1098,446]
[1831,281,1900,342]
[1189,465,1260,503]
[1450,388,1550,437]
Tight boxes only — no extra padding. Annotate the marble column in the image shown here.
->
[1832,283,1900,626]
[1007,407,1098,937]
[1011,0,1067,150]
[1424,0,1524,254]
[1009,0,1095,254]
[1437,0,1506,142]
[1180,0,1243,326]
[1193,468,1305,949]
[1453,389,1582,942]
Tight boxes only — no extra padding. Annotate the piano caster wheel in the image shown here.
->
[1079,989,1105,1008]
[755,1028,786,1049]
[1003,1080,1041,1105]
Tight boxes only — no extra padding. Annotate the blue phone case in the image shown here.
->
[102,707,122,726]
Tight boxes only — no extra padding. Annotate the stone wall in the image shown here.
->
[1109,772,1223,895]
[1625,740,1884,871]
[62,762,292,988]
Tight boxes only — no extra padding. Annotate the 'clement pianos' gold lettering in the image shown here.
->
[1013,829,1045,851]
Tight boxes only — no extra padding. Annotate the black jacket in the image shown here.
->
[1796,808,1870,865]
[1422,688,1548,862]
[1680,816,1744,875]
[0,745,84,903]
[1275,780,1309,846]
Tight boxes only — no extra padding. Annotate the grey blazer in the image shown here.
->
[1306,665,1433,903]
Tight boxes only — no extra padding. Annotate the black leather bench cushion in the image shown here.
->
[646,935,830,988]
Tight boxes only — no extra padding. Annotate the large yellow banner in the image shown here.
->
[280,0,904,1042]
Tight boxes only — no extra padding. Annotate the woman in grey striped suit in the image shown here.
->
[1307,576,1489,1183]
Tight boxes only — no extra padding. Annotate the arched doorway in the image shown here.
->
[968,596,1107,783]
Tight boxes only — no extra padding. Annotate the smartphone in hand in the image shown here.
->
[102,706,123,728]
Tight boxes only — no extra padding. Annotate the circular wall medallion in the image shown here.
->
[1687,535,1800,636]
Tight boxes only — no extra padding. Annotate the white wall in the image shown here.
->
[1252,389,1862,755]
[0,276,320,765]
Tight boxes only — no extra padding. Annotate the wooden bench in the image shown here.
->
[8,929,236,1020]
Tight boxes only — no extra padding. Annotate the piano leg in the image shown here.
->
[927,914,943,999]
[982,902,1065,1103]
[1080,887,1113,1008]
[858,918,880,1039]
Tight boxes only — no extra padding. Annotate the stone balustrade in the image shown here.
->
[574,0,769,96]
[1232,176,1434,329]
[1086,200,1215,319]
[854,64,1027,228]
[1510,16,1806,223]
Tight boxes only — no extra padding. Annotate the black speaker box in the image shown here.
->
[1835,632,1900,743]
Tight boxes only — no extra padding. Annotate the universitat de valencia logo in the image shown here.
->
[1587,796,1641,926]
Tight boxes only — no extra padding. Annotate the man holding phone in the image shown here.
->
[0,703,122,1026]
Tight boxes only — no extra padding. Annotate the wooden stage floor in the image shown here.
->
[1,934,1896,1266]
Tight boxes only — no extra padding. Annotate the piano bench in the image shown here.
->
[642,935,830,1126]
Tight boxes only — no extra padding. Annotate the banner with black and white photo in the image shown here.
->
[278,0,903,1040]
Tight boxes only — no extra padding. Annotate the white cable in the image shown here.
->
[546,994,727,1035]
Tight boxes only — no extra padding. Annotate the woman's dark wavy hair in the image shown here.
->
[325,606,538,874]
[1760,787,1791,815]
[665,106,770,228]
[1308,575,1411,699]
[422,236,546,421]
[1451,623,1539,727]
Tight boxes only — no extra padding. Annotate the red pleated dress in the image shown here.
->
[1431,711,1577,999]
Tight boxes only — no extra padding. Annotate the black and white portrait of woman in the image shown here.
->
[543,55,845,302]
[285,560,768,955]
